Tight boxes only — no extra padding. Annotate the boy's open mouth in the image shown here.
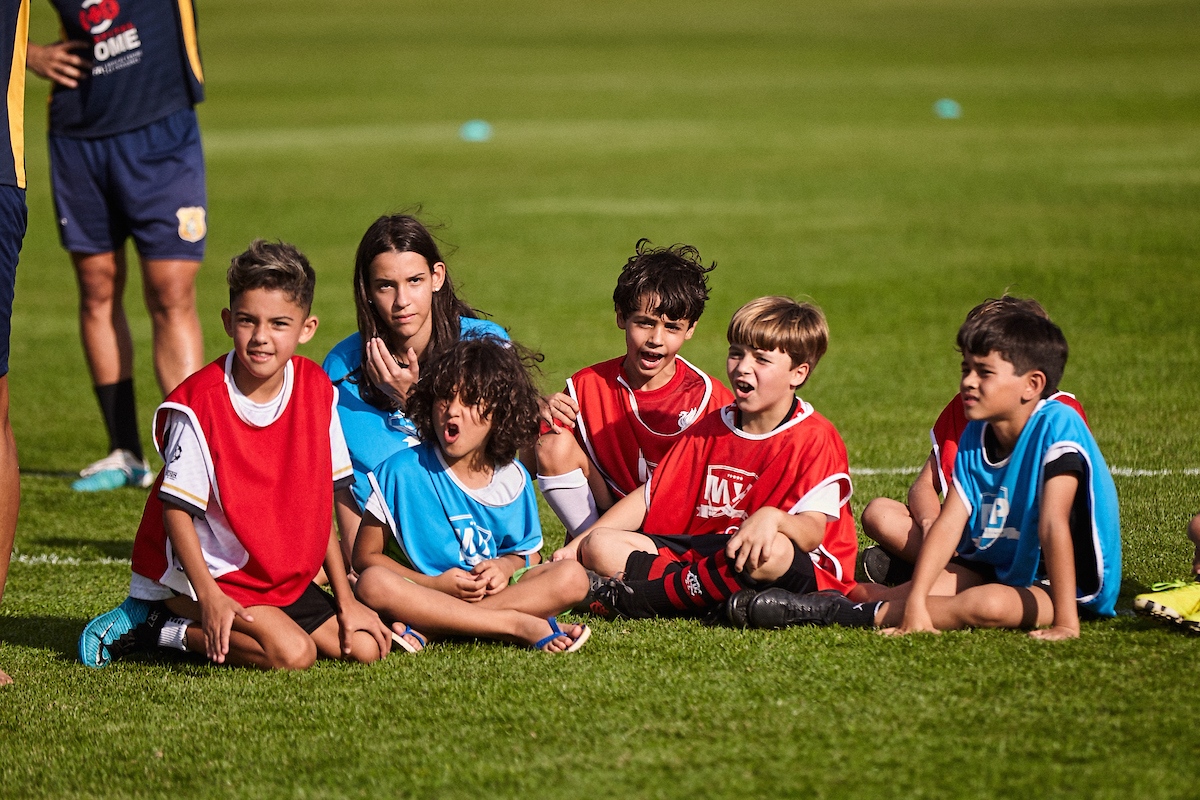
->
[734,380,754,396]
[443,421,460,443]
[638,350,664,369]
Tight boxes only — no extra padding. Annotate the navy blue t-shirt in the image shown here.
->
[48,0,204,138]
[0,0,28,187]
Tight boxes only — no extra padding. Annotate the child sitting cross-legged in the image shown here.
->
[734,300,1122,639]
[554,296,860,622]
[352,336,592,652]
[78,240,398,670]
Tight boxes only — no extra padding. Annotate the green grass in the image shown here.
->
[4,0,1200,796]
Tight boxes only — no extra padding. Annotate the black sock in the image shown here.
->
[95,379,143,460]
[832,598,880,628]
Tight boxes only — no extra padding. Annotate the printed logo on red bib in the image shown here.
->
[697,465,756,520]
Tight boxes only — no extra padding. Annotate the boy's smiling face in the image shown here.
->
[617,296,695,391]
[221,287,318,402]
[959,350,1043,423]
[726,343,809,433]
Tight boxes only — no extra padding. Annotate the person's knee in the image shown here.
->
[343,633,384,665]
[965,588,1022,628]
[264,633,318,670]
[861,497,907,541]
[548,559,589,604]
[535,429,585,476]
[144,278,198,318]
[353,567,390,609]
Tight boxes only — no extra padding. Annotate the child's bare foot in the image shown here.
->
[389,622,426,653]
[520,617,590,652]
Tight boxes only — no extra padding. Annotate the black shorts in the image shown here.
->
[280,583,338,634]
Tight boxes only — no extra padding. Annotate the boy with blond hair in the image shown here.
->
[536,240,732,540]
[555,296,858,621]
[78,240,397,669]
[740,301,1121,637]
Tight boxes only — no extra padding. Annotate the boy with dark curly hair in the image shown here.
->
[352,336,592,652]
[536,239,732,540]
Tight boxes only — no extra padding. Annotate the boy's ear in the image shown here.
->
[1022,369,1046,401]
[683,322,696,341]
[431,261,446,292]
[299,315,319,344]
[615,311,627,330]
[221,307,233,338]
[789,362,811,389]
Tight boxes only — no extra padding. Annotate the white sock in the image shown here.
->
[157,617,193,652]
[537,469,599,541]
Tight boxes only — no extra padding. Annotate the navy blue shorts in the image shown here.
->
[49,107,207,260]
[0,185,28,377]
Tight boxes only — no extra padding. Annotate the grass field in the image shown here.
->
[3,0,1199,796]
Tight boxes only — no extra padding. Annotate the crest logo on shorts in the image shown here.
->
[80,0,120,35]
[697,465,756,520]
[176,207,207,243]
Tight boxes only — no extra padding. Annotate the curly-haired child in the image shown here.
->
[352,335,591,652]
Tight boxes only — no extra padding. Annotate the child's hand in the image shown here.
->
[545,392,579,430]
[197,589,254,663]
[725,508,784,573]
[471,561,510,594]
[552,536,583,562]
[364,337,418,408]
[436,568,488,602]
[336,597,392,659]
[1028,625,1079,641]
[881,604,939,637]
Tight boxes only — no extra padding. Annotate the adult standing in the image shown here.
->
[27,0,207,491]
[0,0,30,686]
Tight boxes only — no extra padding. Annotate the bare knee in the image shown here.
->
[547,559,590,605]
[353,567,391,610]
[265,633,318,671]
[535,429,586,476]
[861,497,910,542]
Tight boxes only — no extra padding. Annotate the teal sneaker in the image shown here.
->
[71,449,154,492]
[1133,580,1200,628]
[78,597,154,668]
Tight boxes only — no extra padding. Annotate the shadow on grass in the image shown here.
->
[0,614,84,660]
[31,537,133,560]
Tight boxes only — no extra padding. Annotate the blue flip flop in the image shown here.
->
[534,616,591,652]
[390,625,427,653]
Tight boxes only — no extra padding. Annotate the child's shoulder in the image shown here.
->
[571,355,625,383]
[322,332,362,380]
[459,316,509,341]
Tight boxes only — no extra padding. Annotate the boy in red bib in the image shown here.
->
[536,240,732,541]
[554,297,859,621]
[78,240,396,669]
[859,297,1088,585]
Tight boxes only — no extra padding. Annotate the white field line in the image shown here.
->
[12,465,1197,567]
[852,466,1200,478]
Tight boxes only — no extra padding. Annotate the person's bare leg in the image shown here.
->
[73,250,133,386]
[165,598,318,670]
[876,583,1054,631]
[577,528,658,577]
[0,377,17,686]
[861,497,924,561]
[141,258,203,394]
[476,560,589,617]
[355,567,585,650]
